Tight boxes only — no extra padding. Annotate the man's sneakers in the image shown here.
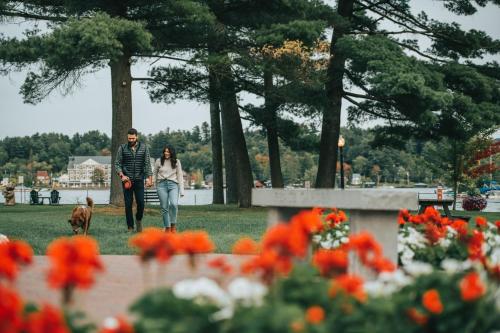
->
[127,227,134,233]
[136,220,143,233]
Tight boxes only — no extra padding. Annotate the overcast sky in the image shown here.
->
[0,1,499,139]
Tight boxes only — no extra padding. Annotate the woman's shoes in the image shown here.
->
[164,225,177,233]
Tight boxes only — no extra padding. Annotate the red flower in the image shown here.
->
[312,249,348,277]
[325,208,348,227]
[232,237,260,255]
[305,305,325,324]
[459,272,486,301]
[290,209,324,235]
[0,285,23,333]
[0,240,33,282]
[451,220,469,239]
[495,220,500,233]
[24,304,70,333]
[348,232,382,266]
[398,209,410,225]
[370,256,396,273]
[407,307,428,326]
[329,274,366,302]
[207,256,233,274]
[241,249,292,284]
[177,231,215,255]
[475,216,487,228]
[46,236,103,290]
[130,228,179,262]
[467,230,485,261]
[422,289,443,314]
[424,223,447,244]
[99,316,134,333]
[262,224,308,258]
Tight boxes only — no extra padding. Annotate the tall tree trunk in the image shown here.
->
[316,0,354,188]
[221,112,238,204]
[208,66,224,204]
[264,70,284,188]
[109,54,132,206]
[218,62,253,208]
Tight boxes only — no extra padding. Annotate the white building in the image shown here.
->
[67,156,155,187]
[67,156,112,187]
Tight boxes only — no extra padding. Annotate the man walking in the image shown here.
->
[115,128,153,232]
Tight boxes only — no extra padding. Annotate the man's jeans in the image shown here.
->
[123,179,145,229]
[156,180,179,227]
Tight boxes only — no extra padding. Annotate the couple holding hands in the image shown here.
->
[115,128,184,233]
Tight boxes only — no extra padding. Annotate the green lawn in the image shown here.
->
[0,204,269,255]
[0,204,498,255]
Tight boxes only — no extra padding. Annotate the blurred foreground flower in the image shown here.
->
[46,236,103,304]
[0,239,33,282]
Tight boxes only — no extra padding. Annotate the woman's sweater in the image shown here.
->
[154,158,184,195]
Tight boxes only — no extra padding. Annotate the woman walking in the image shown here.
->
[154,145,184,232]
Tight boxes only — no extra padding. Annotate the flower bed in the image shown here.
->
[1,208,499,333]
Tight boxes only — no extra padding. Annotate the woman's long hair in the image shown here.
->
[160,145,178,169]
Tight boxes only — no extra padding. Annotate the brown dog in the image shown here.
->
[68,197,94,235]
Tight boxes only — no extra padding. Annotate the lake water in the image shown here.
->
[1,187,498,212]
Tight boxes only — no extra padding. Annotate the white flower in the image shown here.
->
[403,261,433,277]
[490,248,500,266]
[0,234,8,243]
[364,270,412,296]
[102,317,119,329]
[312,235,322,244]
[340,237,349,244]
[335,230,344,238]
[320,239,334,249]
[400,248,415,266]
[440,259,472,274]
[227,277,267,306]
[173,277,230,308]
[437,237,451,249]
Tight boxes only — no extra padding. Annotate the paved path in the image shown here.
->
[17,255,251,325]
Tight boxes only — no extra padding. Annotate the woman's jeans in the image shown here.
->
[157,180,179,227]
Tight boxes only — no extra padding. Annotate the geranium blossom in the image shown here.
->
[422,289,443,314]
[305,305,325,324]
[207,256,233,274]
[232,237,260,255]
[46,236,103,291]
[0,285,23,333]
[312,248,348,277]
[24,304,70,333]
[459,272,486,301]
[0,240,33,281]
[129,228,180,262]
[329,274,366,302]
[406,307,428,325]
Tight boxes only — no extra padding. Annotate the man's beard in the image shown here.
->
[128,141,137,147]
